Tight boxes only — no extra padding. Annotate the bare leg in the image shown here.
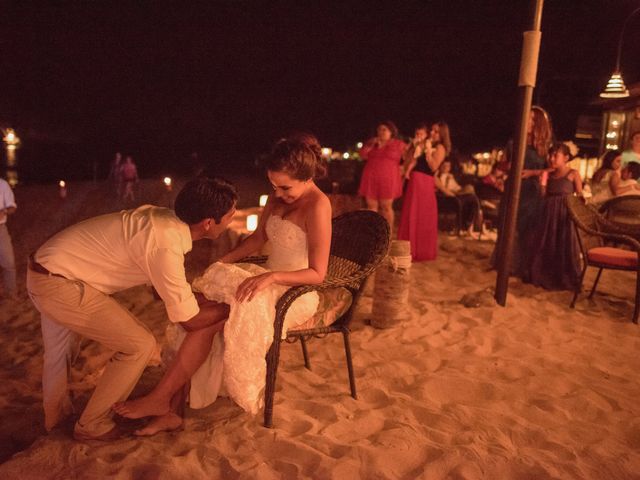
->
[113,321,223,419]
[134,383,188,436]
[378,199,394,234]
[365,197,379,213]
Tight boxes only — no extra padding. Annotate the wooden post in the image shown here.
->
[495,0,545,306]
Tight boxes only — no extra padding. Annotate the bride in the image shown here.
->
[113,135,332,435]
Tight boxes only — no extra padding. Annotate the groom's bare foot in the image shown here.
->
[112,395,170,419]
[134,413,183,437]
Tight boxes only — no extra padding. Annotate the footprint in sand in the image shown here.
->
[359,388,394,409]
[287,419,314,436]
[623,420,640,449]
[499,364,535,383]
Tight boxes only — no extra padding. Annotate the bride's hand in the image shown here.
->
[235,272,276,303]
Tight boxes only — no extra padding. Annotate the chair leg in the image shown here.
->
[342,330,357,399]
[300,336,311,370]
[633,270,640,324]
[588,268,604,299]
[571,265,588,308]
[263,338,283,428]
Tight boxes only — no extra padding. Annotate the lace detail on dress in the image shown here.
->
[166,214,319,415]
[265,215,309,271]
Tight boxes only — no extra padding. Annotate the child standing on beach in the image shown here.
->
[526,143,582,291]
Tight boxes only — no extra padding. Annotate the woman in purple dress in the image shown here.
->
[527,143,583,290]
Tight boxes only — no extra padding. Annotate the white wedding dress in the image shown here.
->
[166,215,319,414]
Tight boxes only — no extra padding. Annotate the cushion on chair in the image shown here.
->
[287,287,353,332]
[587,247,638,268]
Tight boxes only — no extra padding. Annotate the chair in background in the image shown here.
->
[474,182,502,230]
[598,195,640,241]
[247,210,390,427]
[566,195,640,323]
[436,193,463,234]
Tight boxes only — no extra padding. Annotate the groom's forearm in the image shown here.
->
[219,230,265,263]
[180,302,230,332]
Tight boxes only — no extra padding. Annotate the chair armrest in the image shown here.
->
[597,217,640,240]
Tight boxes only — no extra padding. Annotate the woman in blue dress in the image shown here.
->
[493,106,553,277]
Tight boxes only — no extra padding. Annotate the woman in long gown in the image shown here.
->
[527,143,583,290]
[114,136,332,435]
[493,105,553,277]
[398,122,450,261]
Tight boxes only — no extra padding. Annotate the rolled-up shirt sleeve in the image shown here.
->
[146,247,199,323]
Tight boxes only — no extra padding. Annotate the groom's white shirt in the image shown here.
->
[35,205,199,323]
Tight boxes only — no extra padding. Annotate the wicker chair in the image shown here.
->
[436,192,463,234]
[566,195,640,323]
[598,195,640,241]
[247,210,390,427]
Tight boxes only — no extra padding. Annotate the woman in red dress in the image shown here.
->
[358,120,407,232]
[398,121,451,261]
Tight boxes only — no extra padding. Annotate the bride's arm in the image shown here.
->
[235,194,332,303]
[218,199,274,263]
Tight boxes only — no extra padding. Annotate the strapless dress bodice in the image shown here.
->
[265,215,309,271]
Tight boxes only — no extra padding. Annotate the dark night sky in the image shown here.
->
[1,0,640,171]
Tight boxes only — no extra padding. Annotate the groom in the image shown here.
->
[27,176,237,441]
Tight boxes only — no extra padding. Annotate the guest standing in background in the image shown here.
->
[358,120,406,232]
[120,155,139,202]
[108,152,123,197]
[0,177,17,300]
[527,143,582,290]
[398,121,451,261]
[493,105,553,276]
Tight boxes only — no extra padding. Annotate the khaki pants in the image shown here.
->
[27,269,156,437]
[0,224,16,297]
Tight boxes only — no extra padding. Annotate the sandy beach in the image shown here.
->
[1,178,640,479]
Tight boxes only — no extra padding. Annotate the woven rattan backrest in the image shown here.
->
[600,195,640,225]
[566,195,605,252]
[329,210,390,275]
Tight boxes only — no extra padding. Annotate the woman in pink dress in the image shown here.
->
[358,120,407,231]
[398,121,451,261]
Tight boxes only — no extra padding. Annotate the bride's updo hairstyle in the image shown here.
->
[264,133,328,181]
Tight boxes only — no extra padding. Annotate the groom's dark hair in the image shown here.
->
[175,176,238,225]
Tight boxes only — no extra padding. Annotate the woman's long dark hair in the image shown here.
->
[592,150,619,184]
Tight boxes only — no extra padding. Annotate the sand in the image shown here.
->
[1,178,640,479]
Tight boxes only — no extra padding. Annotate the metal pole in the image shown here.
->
[495,0,544,306]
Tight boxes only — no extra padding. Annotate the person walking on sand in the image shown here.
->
[119,155,139,202]
[27,177,237,441]
[0,177,17,300]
